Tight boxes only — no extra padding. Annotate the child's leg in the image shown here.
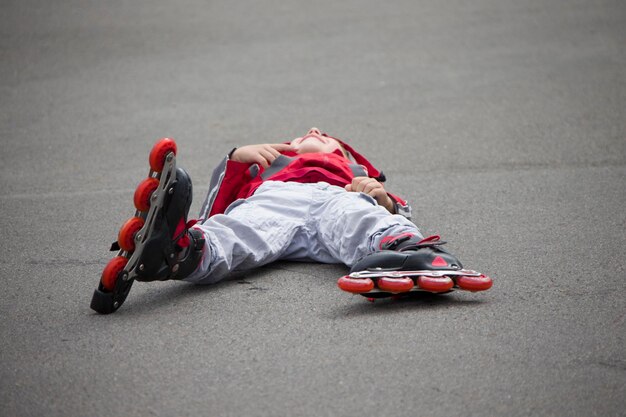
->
[186,181,421,284]
[184,182,313,284]
[310,183,422,267]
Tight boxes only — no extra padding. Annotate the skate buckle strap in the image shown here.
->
[380,232,415,250]
[404,235,447,250]
[380,234,447,251]
[417,235,443,245]
[173,219,198,248]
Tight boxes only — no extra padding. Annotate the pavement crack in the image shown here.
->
[25,258,104,267]
[595,360,626,372]
[247,286,269,292]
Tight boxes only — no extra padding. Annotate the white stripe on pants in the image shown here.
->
[184,181,421,284]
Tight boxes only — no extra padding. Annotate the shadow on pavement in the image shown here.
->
[328,292,489,318]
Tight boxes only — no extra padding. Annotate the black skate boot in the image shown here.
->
[337,233,492,300]
[90,138,205,314]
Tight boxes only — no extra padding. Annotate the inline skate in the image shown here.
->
[337,234,492,300]
[90,138,204,314]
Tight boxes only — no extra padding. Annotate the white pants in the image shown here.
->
[184,181,421,284]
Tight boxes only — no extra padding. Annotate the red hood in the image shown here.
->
[285,131,386,182]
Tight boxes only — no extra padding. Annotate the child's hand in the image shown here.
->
[230,143,294,168]
[345,177,396,214]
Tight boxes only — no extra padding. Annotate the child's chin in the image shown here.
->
[297,145,336,154]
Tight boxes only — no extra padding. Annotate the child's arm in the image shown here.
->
[199,143,294,219]
[230,143,294,168]
[345,177,397,214]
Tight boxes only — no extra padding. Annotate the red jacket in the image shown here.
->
[198,135,412,220]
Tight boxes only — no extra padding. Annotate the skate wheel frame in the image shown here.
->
[93,138,179,314]
[338,268,493,299]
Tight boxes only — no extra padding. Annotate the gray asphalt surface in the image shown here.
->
[1,0,625,416]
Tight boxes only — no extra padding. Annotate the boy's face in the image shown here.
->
[291,128,347,157]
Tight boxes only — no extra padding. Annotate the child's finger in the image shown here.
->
[259,149,276,166]
[265,145,281,159]
[355,177,375,193]
[367,187,385,201]
[260,146,277,160]
[350,176,368,192]
[251,150,271,168]
[362,181,379,195]
[255,156,270,169]
[271,143,295,152]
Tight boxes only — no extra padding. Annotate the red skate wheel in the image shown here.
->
[101,256,128,292]
[377,277,414,293]
[134,177,159,212]
[118,216,145,252]
[456,275,493,292]
[417,275,454,292]
[337,276,374,293]
[149,138,177,173]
